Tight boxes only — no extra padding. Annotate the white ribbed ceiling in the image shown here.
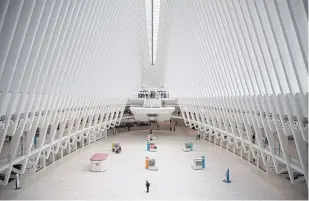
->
[0,0,308,187]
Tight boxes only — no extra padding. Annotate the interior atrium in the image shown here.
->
[0,0,308,200]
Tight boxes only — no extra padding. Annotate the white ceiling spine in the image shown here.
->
[157,0,308,184]
[145,0,161,65]
[0,0,148,185]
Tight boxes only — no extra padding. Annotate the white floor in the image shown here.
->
[0,128,307,200]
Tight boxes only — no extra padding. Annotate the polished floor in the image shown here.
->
[0,127,307,200]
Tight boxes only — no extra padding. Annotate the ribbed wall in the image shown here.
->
[158,0,308,184]
[0,0,148,185]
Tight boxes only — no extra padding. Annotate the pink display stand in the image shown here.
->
[90,153,109,172]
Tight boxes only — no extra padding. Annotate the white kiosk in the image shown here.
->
[147,142,157,152]
[112,142,122,154]
[148,134,156,142]
[182,142,193,152]
[90,153,109,172]
[191,156,205,170]
[145,157,158,171]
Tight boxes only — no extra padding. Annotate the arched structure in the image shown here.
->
[0,0,307,186]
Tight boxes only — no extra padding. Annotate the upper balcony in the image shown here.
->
[127,90,178,107]
[127,90,177,122]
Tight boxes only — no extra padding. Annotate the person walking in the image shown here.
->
[145,180,150,193]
